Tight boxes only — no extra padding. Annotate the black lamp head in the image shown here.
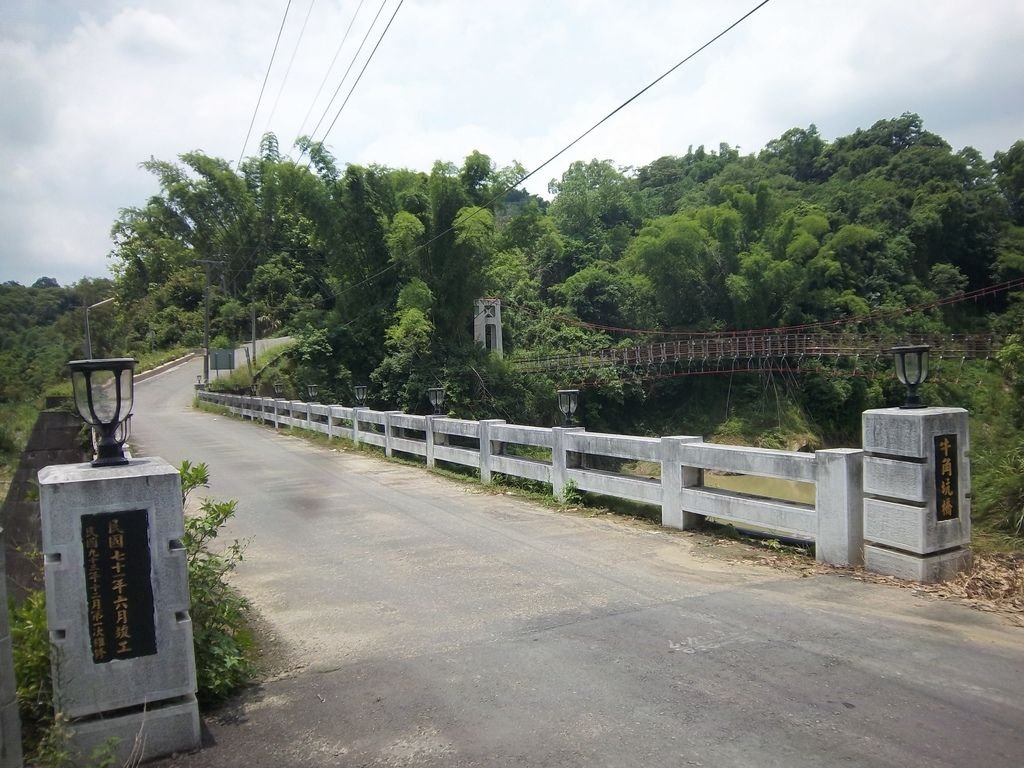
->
[67,358,137,467]
[427,387,445,415]
[557,389,579,426]
[891,345,930,409]
[354,384,368,406]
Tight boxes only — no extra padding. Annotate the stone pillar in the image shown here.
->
[862,407,972,582]
[37,458,200,764]
[814,448,864,566]
[659,436,704,530]
[0,526,23,768]
[477,420,506,484]
[551,427,584,499]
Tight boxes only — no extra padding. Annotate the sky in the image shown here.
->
[2,0,1023,287]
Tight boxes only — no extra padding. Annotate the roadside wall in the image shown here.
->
[1,399,86,599]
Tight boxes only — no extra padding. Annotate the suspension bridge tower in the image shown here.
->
[474,298,504,359]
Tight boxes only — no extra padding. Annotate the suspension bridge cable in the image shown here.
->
[295,0,368,141]
[304,0,391,151]
[500,276,1024,340]
[332,0,773,298]
[263,0,318,137]
[238,0,294,167]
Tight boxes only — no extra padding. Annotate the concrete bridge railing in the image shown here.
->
[201,391,865,567]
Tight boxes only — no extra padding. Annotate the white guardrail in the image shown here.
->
[199,391,863,566]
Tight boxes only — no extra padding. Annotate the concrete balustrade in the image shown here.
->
[198,391,899,572]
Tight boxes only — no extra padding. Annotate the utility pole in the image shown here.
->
[195,259,224,384]
[251,301,257,367]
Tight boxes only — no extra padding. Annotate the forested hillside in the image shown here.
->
[6,113,1023,533]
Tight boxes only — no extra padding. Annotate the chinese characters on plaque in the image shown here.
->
[934,434,960,522]
[81,510,157,663]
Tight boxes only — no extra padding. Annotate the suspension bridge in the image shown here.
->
[502,278,1021,383]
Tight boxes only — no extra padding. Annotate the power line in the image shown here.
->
[295,0,369,141]
[332,0,773,299]
[308,0,405,159]
[263,0,318,137]
[304,0,391,151]
[510,0,773,193]
[238,0,294,168]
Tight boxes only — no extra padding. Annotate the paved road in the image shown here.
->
[134,359,1024,768]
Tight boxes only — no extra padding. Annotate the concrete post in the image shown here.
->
[478,420,507,484]
[326,407,337,440]
[0,526,23,768]
[352,408,363,447]
[37,458,200,764]
[659,436,704,529]
[384,412,403,458]
[425,416,437,468]
[551,427,585,499]
[814,448,864,566]
[861,407,972,582]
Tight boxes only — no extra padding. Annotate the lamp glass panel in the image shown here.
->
[71,369,94,424]
[557,392,569,415]
[903,353,920,385]
[894,354,908,385]
[89,369,121,425]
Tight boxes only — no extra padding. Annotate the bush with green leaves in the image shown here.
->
[179,460,254,706]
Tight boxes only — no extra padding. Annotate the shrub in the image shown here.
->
[179,461,254,706]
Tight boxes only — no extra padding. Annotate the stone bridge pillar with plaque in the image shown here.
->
[861,407,972,582]
[38,457,200,763]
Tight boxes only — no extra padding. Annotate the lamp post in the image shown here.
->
[557,389,579,427]
[307,384,318,401]
[891,345,929,409]
[427,387,445,416]
[273,382,282,397]
[354,385,368,407]
[84,297,115,358]
[67,358,137,467]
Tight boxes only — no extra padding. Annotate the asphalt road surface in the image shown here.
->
[134,358,1024,768]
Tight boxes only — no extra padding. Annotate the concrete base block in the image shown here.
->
[68,697,200,765]
[863,407,969,459]
[864,544,972,583]
[863,497,970,554]
[1,699,23,768]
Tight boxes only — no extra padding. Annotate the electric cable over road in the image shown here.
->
[295,0,369,141]
[238,0,294,167]
[333,0,774,299]
[302,0,395,158]
[263,0,318,137]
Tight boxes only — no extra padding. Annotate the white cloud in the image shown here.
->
[1,0,1023,286]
